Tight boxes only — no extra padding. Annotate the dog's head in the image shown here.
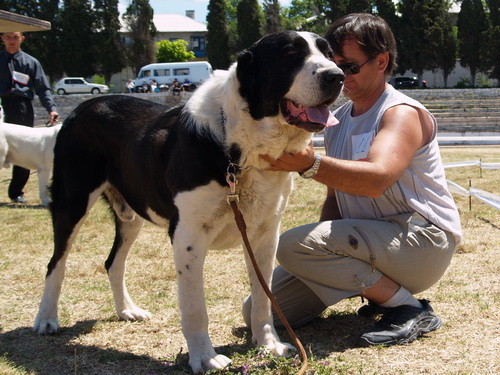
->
[236,31,344,132]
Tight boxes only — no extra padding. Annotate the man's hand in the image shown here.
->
[48,111,59,124]
[260,143,316,174]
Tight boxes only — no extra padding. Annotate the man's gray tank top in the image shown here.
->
[324,85,462,244]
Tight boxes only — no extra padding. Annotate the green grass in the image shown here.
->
[0,146,498,374]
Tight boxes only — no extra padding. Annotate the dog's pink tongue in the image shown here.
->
[305,106,339,127]
[287,102,338,127]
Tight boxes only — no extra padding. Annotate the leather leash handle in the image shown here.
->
[229,200,308,375]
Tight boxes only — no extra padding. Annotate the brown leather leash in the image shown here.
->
[226,171,308,375]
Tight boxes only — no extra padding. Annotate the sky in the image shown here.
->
[118,0,293,24]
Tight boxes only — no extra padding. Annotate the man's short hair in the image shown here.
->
[325,13,397,75]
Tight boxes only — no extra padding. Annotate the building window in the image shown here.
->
[191,36,206,58]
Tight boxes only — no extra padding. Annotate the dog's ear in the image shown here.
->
[237,49,282,120]
[236,50,258,116]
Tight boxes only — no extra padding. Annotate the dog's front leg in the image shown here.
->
[173,232,232,373]
[244,227,294,357]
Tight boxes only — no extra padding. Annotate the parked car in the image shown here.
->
[55,77,109,95]
[389,76,427,89]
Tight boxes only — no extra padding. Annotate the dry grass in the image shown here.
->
[0,146,498,374]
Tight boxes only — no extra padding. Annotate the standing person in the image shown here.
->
[243,13,462,346]
[0,31,59,203]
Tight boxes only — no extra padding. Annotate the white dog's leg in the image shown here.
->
[173,228,232,373]
[106,213,151,321]
[244,226,294,356]
[37,169,51,207]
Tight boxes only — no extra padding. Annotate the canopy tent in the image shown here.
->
[0,10,51,32]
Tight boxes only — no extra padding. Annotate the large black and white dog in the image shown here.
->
[34,31,343,373]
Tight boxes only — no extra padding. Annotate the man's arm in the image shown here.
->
[263,104,433,198]
[32,59,57,114]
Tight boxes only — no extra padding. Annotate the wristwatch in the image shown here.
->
[300,153,322,179]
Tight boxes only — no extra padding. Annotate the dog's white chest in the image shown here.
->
[173,171,293,249]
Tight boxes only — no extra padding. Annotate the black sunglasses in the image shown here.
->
[337,54,378,75]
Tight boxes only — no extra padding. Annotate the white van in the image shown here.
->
[132,61,212,91]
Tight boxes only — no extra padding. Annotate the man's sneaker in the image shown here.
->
[357,301,386,318]
[11,195,27,204]
[358,299,442,346]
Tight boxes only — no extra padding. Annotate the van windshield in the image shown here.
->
[138,70,151,78]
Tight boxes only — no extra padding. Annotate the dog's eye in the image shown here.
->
[285,47,299,56]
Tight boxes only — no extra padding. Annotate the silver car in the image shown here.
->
[55,77,109,95]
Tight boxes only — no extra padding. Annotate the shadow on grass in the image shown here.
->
[0,202,47,210]
[0,320,188,374]
[234,310,373,356]
[0,312,371,374]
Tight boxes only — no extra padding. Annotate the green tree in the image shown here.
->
[59,0,97,77]
[398,0,451,86]
[374,0,399,33]
[437,21,457,88]
[282,0,330,34]
[206,0,231,69]
[94,0,126,84]
[484,0,500,81]
[345,0,372,15]
[263,0,282,34]
[226,0,240,58]
[326,0,349,21]
[237,0,263,50]
[457,0,490,86]
[123,0,157,75]
[156,39,195,62]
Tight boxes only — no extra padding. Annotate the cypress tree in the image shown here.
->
[94,0,126,84]
[123,0,157,76]
[59,0,96,77]
[484,0,500,81]
[237,0,263,50]
[398,0,450,86]
[263,0,282,34]
[206,0,231,70]
[457,0,489,86]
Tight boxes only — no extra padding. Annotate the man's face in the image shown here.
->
[1,32,25,53]
[333,37,379,100]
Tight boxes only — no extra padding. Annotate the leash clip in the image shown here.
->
[226,166,239,203]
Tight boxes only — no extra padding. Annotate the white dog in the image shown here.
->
[0,116,61,207]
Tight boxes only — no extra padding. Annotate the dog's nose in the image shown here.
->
[323,70,344,86]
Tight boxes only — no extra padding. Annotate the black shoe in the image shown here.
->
[357,301,386,318]
[359,299,442,346]
[11,195,27,204]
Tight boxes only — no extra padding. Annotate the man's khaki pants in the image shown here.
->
[243,212,456,328]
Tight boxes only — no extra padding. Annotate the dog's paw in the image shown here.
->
[189,354,232,373]
[118,307,152,321]
[264,340,295,357]
[33,317,60,335]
